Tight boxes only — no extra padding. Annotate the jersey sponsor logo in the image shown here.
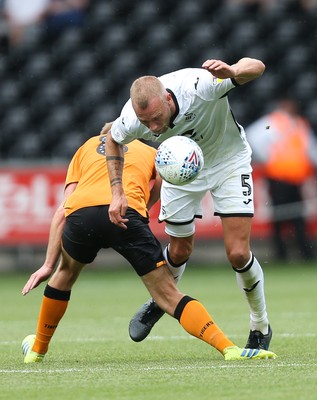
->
[184,112,196,121]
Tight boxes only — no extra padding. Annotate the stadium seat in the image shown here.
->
[22,52,52,79]
[0,79,20,108]
[39,104,75,154]
[29,78,66,124]
[51,131,87,159]
[0,0,316,159]
[73,78,108,121]
[7,132,43,159]
[0,105,31,154]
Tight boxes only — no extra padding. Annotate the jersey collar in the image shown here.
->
[166,89,179,128]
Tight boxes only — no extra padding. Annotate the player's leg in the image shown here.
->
[22,207,101,363]
[129,234,194,342]
[129,179,203,341]
[122,204,196,341]
[158,178,203,282]
[141,265,277,360]
[129,179,200,342]
[211,150,272,350]
[142,265,234,353]
[221,216,271,350]
[23,249,86,363]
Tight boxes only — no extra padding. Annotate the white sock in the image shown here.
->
[235,253,269,334]
[163,245,186,285]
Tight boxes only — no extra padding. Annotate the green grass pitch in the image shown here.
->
[0,262,316,400]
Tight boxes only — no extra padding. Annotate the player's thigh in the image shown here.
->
[62,207,109,264]
[113,210,165,276]
[211,152,254,216]
[159,181,206,224]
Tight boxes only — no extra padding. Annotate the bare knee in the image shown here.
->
[169,236,194,264]
[226,248,251,269]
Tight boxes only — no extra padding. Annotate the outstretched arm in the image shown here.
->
[21,183,77,295]
[202,57,265,85]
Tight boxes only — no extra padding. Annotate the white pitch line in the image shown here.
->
[1,362,317,375]
[1,332,316,346]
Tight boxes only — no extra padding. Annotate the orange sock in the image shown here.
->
[175,296,234,353]
[32,285,70,355]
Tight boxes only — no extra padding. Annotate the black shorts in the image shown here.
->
[62,206,165,276]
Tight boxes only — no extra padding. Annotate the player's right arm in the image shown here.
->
[21,182,77,295]
[105,133,129,229]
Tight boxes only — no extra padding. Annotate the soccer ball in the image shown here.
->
[155,136,204,185]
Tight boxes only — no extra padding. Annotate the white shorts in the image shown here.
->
[159,150,254,237]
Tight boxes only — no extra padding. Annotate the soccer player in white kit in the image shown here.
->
[105,57,272,350]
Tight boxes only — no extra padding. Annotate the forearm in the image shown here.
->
[43,206,65,270]
[232,57,265,84]
[105,133,129,227]
[105,133,125,194]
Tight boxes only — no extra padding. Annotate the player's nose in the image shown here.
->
[149,122,161,133]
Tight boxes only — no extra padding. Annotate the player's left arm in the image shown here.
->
[202,57,265,85]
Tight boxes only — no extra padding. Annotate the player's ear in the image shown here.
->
[166,92,173,105]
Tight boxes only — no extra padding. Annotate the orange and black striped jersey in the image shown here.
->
[64,135,156,218]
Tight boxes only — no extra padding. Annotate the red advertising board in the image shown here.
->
[0,166,316,245]
[0,167,66,245]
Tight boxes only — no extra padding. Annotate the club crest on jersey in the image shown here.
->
[184,112,196,121]
[97,136,128,156]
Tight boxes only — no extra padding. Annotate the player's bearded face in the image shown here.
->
[136,97,172,135]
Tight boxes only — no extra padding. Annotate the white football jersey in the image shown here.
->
[111,68,251,167]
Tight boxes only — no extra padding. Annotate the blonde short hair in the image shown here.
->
[130,76,166,110]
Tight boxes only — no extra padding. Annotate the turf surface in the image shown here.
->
[0,262,316,399]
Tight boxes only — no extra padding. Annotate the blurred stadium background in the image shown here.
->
[0,0,316,271]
